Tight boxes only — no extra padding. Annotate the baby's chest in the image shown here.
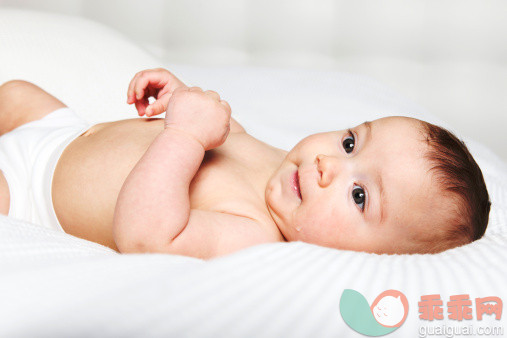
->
[188,137,276,221]
[189,153,260,216]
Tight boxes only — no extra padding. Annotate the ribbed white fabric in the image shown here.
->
[0,9,506,338]
[0,215,506,337]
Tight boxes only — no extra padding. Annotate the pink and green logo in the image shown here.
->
[340,289,409,336]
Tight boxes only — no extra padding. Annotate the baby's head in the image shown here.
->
[265,116,491,254]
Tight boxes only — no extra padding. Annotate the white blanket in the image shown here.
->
[0,9,506,337]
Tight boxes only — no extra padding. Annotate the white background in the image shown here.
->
[1,0,506,161]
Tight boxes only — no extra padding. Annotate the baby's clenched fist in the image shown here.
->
[164,87,231,151]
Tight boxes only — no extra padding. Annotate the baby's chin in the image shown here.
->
[270,215,300,242]
[280,219,314,243]
[279,225,298,241]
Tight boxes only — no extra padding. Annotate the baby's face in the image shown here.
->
[265,116,441,254]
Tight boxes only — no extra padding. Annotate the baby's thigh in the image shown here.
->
[0,171,9,215]
[0,80,66,135]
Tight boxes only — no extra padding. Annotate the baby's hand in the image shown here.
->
[127,68,187,117]
[165,87,231,150]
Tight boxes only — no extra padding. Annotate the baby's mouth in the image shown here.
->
[292,169,302,201]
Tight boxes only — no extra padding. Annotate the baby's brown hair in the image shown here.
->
[420,121,491,253]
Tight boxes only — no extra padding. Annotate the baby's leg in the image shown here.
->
[0,80,66,136]
[0,80,66,215]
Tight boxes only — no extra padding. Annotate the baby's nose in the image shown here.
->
[315,154,339,187]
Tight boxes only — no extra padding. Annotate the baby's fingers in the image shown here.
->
[133,76,151,102]
[204,90,220,101]
[127,70,168,104]
[134,97,150,116]
[220,99,231,113]
[146,100,165,117]
[127,71,144,104]
[146,93,172,117]
[134,72,170,100]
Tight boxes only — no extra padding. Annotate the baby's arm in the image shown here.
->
[115,69,270,258]
[115,80,272,259]
[113,124,204,252]
[113,86,231,252]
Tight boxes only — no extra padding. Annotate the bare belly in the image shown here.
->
[52,117,166,252]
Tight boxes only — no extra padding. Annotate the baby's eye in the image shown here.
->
[352,185,365,211]
[342,130,355,154]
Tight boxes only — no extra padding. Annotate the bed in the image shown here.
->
[0,9,506,337]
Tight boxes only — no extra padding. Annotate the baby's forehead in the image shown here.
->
[360,116,425,132]
[356,117,428,150]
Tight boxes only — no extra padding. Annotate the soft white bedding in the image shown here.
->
[0,9,506,337]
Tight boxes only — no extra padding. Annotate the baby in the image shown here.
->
[0,68,491,259]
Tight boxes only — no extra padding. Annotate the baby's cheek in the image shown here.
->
[304,207,342,244]
[290,137,317,158]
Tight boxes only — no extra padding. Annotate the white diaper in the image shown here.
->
[0,107,92,232]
